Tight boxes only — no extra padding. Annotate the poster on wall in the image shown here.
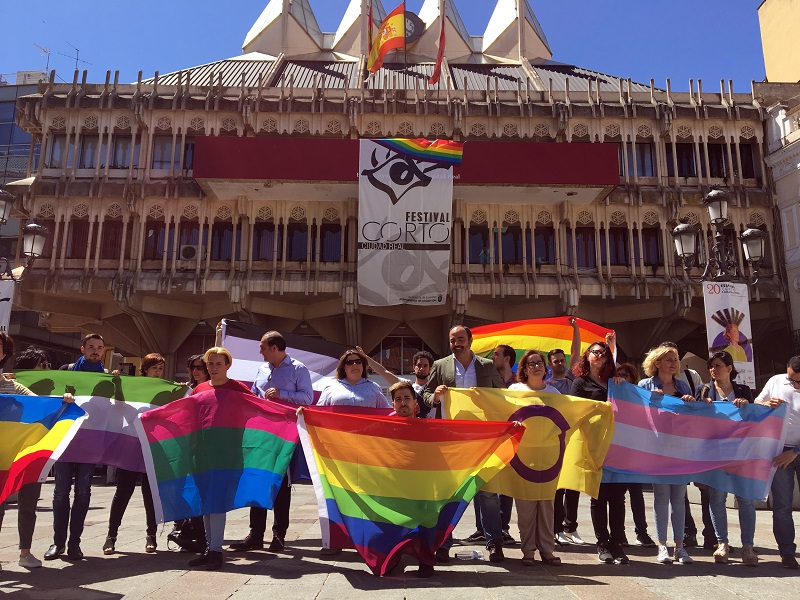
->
[357,139,463,306]
[0,280,13,332]
[703,281,755,388]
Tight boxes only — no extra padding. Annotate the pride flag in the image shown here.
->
[374,139,464,166]
[0,395,86,503]
[16,371,188,473]
[470,317,614,366]
[298,408,523,576]
[602,381,789,501]
[446,388,614,499]
[136,388,299,522]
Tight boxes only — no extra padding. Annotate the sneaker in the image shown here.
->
[205,550,223,571]
[267,536,285,552]
[781,554,799,569]
[18,554,42,569]
[657,545,673,564]
[610,543,629,565]
[636,533,656,547]
[741,545,759,567]
[463,530,485,544]
[673,546,693,564]
[713,542,729,564]
[555,532,571,545]
[502,531,517,545]
[564,530,586,545]
[488,544,504,563]
[597,543,614,564]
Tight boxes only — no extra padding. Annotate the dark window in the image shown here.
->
[533,226,556,265]
[317,223,342,262]
[151,136,176,170]
[183,138,194,170]
[642,228,663,266]
[178,221,200,247]
[78,134,99,169]
[45,134,71,169]
[144,221,168,260]
[253,222,281,261]
[100,221,125,260]
[468,224,492,264]
[210,222,241,261]
[501,224,523,264]
[634,142,655,177]
[566,227,596,269]
[706,144,727,178]
[111,134,140,169]
[286,222,308,261]
[66,220,90,259]
[666,142,697,177]
[600,227,629,265]
[739,144,759,179]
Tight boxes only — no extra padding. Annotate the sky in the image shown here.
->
[1,0,766,91]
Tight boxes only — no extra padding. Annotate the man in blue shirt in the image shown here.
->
[230,331,313,552]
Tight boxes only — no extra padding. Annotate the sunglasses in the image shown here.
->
[527,361,545,368]
[344,359,363,366]
[190,364,205,371]
[589,349,605,356]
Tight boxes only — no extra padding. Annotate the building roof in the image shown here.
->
[143,53,277,87]
[531,60,653,93]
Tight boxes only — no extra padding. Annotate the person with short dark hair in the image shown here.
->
[409,350,434,419]
[59,334,107,372]
[492,345,517,387]
[14,347,50,370]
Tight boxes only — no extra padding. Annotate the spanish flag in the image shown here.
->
[368,2,405,73]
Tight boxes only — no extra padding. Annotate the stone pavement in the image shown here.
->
[1,477,798,599]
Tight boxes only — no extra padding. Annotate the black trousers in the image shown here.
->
[108,469,156,537]
[590,482,627,546]
[553,488,580,533]
[684,486,714,542]
[626,483,649,535]
[248,475,291,539]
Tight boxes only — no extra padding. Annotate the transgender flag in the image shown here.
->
[602,381,789,501]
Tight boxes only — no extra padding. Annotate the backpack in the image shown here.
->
[167,517,207,552]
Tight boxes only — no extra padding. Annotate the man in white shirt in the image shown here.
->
[756,355,800,569]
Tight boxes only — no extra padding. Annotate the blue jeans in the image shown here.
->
[653,484,686,544]
[474,490,502,547]
[708,487,755,546]
[203,513,226,552]
[770,450,800,556]
[53,462,95,548]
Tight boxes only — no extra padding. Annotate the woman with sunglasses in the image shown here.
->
[317,349,391,408]
[695,351,758,566]
[187,354,210,388]
[570,339,629,565]
[508,350,561,567]
[638,345,703,565]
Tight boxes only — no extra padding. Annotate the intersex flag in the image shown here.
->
[603,381,788,501]
[368,2,405,73]
[16,370,187,473]
[0,395,86,503]
[471,317,614,366]
[298,407,523,576]
[136,388,299,522]
[445,388,614,499]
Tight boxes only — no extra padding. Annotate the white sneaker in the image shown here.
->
[657,545,673,564]
[564,530,586,545]
[19,554,42,568]
[673,546,693,564]
[555,532,571,545]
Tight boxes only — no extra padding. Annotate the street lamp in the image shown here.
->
[0,188,50,281]
[671,189,767,283]
[0,190,14,224]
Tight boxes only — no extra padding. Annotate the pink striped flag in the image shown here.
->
[602,381,789,500]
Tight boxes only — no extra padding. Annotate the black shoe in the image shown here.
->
[229,533,264,551]
[435,548,450,563]
[488,544,504,563]
[597,543,614,564]
[683,534,698,548]
[463,530,485,544]
[66,546,84,560]
[610,543,629,565]
[205,550,223,571]
[782,555,800,569]
[636,533,656,548]
[417,563,435,578]
[502,530,517,545]
[44,545,64,560]
[703,537,717,550]
[268,536,285,552]
[188,552,209,567]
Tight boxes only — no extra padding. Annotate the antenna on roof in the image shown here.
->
[33,43,51,72]
[58,42,92,72]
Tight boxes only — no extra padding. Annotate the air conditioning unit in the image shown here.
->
[179,244,201,261]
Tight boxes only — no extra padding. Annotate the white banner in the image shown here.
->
[703,282,755,388]
[0,279,14,332]
[357,139,457,306]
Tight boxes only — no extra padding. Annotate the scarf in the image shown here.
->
[71,356,105,373]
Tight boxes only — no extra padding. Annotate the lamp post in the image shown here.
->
[0,188,49,281]
[671,189,767,283]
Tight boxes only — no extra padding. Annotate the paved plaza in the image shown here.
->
[1,477,798,599]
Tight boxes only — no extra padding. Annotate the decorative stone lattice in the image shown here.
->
[709,125,723,139]
[749,212,765,227]
[502,123,518,137]
[326,120,342,134]
[605,124,620,138]
[290,206,306,221]
[217,206,232,221]
[741,125,755,139]
[222,117,236,132]
[470,123,486,137]
[156,116,171,130]
[677,125,692,138]
[83,115,98,129]
[430,122,446,137]
[643,211,659,226]
[577,210,593,225]
[504,210,519,224]
[149,204,164,219]
[52,116,66,129]
[610,210,626,225]
[190,117,204,131]
[324,206,339,221]
[471,209,487,224]
[106,203,123,218]
[183,205,198,219]
[258,205,273,221]
[398,121,414,136]
[366,121,381,136]
[116,116,130,129]
[573,124,588,137]
[684,211,700,225]
[637,124,652,138]
[534,123,549,137]
[262,118,277,133]
[294,119,309,134]
[38,203,55,218]
[73,204,89,218]
[537,211,553,225]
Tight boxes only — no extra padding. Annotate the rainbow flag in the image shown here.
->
[602,381,789,501]
[446,388,614,499]
[298,408,523,576]
[471,317,614,366]
[136,388,299,522]
[0,395,86,503]
[374,139,464,166]
[16,371,188,473]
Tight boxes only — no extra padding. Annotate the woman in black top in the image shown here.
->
[570,340,629,565]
